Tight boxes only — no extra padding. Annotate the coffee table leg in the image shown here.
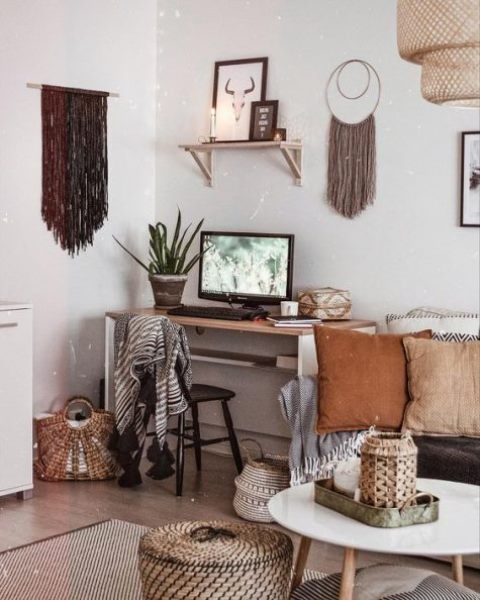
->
[452,555,463,585]
[290,536,312,591]
[339,547,357,600]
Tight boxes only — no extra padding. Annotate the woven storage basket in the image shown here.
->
[298,287,351,320]
[233,439,290,523]
[360,432,418,508]
[35,397,117,481]
[138,520,293,600]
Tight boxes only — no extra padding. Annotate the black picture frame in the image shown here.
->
[212,57,268,142]
[461,131,480,227]
[249,100,279,141]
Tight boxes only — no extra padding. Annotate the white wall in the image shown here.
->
[156,0,479,315]
[155,0,479,448]
[0,1,157,413]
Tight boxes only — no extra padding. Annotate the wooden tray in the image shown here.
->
[314,479,439,528]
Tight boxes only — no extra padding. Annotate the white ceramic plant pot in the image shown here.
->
[149,274,188,308]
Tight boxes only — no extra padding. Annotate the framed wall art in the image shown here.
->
[212,57,268,141]
[461,131,480,227]
[249,100,278,141]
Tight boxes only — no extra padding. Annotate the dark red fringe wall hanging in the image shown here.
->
[40,85,109,256]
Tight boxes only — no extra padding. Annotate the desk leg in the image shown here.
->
[290,536,312,591]
[452,555,463,585]
[297,335,317,376]
[104,316,115,412]
[339,547,356,600]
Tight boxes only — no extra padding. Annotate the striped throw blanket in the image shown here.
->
[115,314,192,457]
[279,376,367,485]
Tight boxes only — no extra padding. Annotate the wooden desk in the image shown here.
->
[104,308,376,412]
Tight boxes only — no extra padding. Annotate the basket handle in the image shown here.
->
[239,438,264,461]
[400,491,434,516]
[63,396,94,421]
[190,526,236,543]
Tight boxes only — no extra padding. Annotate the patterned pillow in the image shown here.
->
[291,566,479,599]
[386,309,479,336]
[433,332,479,342]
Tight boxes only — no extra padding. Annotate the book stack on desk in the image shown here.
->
[266,316,322,327]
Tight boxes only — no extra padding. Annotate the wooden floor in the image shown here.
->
[1,452,479,592]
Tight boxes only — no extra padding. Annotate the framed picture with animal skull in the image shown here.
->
[212,57,268,141]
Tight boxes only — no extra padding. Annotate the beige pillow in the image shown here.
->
[403,338,480,437]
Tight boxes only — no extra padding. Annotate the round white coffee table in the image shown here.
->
[268,478,480,600]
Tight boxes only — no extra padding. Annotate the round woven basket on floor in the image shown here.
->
[360,431,418,508]
[138,520,293,600]
[233,439,290,523]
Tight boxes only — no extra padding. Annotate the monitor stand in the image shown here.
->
[240,301,262,310]
[239,302,270,318]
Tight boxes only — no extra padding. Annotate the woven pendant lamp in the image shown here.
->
[397,0,480,107]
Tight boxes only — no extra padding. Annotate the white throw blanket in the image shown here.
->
[279,375,367,485]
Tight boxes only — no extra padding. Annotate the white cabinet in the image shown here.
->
[0,303,33,499]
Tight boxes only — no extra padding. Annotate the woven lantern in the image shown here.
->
[397,0,480,107]
[360,432,418,509]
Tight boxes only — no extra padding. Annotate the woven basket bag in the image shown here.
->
[233,439,290,523]
[35,397,117,481]
[360,431,418,508]
[138,520,293,600]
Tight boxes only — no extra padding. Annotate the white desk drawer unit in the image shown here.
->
[0,302,33,499]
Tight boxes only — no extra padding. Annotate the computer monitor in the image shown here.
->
[198,231,294,307]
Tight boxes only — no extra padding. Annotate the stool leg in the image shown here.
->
[176,411,185,497]
[191,402,202,471]
[452,555,463,585]
[221,400,243,474]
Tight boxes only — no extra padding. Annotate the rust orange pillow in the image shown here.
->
[314,327,432,434]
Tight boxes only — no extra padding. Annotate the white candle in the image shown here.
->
[210,108,216,139]
[333,458,361,498]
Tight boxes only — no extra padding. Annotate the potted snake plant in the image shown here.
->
[113,210,207,307]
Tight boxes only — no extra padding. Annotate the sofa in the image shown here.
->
[281,307,480,487]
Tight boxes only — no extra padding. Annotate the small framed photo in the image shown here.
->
[249,100,278,141]
[212,57,268,142]
[461,131,480,227]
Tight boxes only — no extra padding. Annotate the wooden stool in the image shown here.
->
[170,384,243,496]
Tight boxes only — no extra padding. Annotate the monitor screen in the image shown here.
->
[198,231,294,305]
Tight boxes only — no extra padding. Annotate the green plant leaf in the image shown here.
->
[170,209,182,260]
[154,230,165,270]
[181,243,212,274]
[177,218,204,272]
[172,223,192,272]
[113,235,150,272]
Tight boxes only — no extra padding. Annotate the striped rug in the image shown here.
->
[0,519,148,600]
[0,519,327,599]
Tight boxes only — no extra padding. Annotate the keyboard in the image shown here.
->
[167,305,269,321]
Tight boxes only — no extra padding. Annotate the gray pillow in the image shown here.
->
[291,566,479,599]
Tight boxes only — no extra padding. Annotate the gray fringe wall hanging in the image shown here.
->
[30,84,115,256]
[326,60,381,218]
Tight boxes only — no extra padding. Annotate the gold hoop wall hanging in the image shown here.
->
[326,59,381,218]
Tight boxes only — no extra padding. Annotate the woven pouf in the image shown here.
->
[138,520,293,600]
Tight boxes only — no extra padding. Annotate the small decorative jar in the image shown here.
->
[360,431,418,508]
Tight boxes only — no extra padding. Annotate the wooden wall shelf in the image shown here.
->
[179,140,303,187]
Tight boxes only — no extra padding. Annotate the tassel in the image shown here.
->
[327,114,376,219]
[146,439,175,480]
